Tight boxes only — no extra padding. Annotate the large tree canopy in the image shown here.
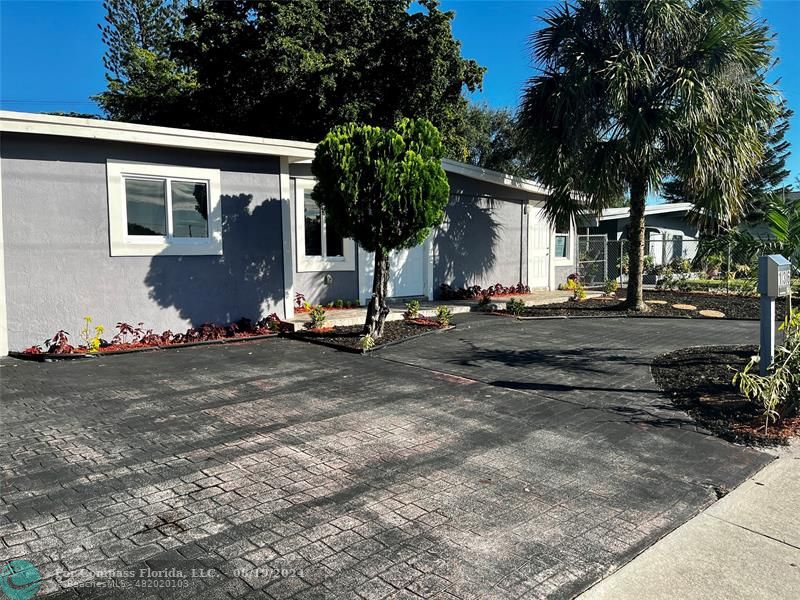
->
[96,0,484,157]
[462,103,531,177]
[519,0,778,310]
[312,118,450,337]
[95,0,195,128]
[664,99,793,224]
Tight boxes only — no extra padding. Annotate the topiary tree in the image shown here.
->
[312,118,450,337]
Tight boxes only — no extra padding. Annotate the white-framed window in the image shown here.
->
[554,221,571,260]
[106,160,222,256]
[294,178,355,272]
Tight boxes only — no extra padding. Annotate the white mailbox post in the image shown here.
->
[758,254,792,374]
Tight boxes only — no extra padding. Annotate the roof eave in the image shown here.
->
[0,110,317,161]
[440,158,554,197]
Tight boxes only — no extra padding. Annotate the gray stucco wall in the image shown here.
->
[1,133,286,351]
[433,173,532,295]
[553,265,575,286]
[293,269,359,306]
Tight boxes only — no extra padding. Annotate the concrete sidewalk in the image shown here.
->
[579,444,800,600]
[287,289,592,329]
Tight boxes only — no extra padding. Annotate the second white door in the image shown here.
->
[528,207,550,289]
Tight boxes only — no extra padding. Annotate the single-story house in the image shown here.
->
[0,111,577,354]
[587,202,700,266]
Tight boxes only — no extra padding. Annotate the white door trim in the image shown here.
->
[279,157,295,321]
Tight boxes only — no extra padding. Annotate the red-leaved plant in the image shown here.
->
[22,314,285,355]
[439,282,531,300]
[45,330,73,354]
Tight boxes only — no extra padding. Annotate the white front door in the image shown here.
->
[387,246,425,297]
[528,207,550,289]
[359,239,432,304]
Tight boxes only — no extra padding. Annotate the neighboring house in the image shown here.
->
[0,111,577,354]
[588,202,701,265]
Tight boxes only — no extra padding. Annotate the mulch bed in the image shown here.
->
[651,345,800,446]
[505,291,790,321]
[291,319,452,353]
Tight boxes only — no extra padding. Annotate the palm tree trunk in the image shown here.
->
[364,247,391,338]
[625,178,648,311]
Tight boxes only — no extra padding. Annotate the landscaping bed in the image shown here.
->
[14,316,286,361]
[291,319,453,353]
[504,291,790,321]
[651,345,800,446]
[10,332,280,362]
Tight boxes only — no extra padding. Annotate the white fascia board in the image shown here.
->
[599,202,694,221]
[441,158,553,197]
[0,110,317,161]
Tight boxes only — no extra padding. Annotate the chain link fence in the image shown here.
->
[577,234,794,295]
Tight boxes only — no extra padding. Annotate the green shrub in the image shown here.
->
[561,273,581,291]
[478,294,492,309]
[359,334,376,352]
[643,254,655,275]
[404,299,420,319]
[656,266,677,291]
[573,282,587,300]
[733,263,752,279]
[704,253,724,276]
[620,253,629,274]
[734,309,800,433]
[674,278,760,295]
[308,305,327,329]
[506,298,526,316]
[669,256,692,274]
[80,316,104,353]
[334,299,344,309]
[436,305,453,327]
[603,279,619,296]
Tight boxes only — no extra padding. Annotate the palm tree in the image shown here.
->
[519,0,778,310]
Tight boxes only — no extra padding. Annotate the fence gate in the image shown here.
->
[577,235,608,285]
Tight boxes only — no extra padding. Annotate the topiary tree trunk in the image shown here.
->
[365,248,391,337]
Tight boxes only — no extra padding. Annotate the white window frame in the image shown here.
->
[553,221,573,264]
[107,160,222,256]
[294,178,355,272]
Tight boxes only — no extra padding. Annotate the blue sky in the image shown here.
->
[1,0,798,186]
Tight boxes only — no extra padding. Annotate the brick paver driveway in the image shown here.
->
[1,315,770,599]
